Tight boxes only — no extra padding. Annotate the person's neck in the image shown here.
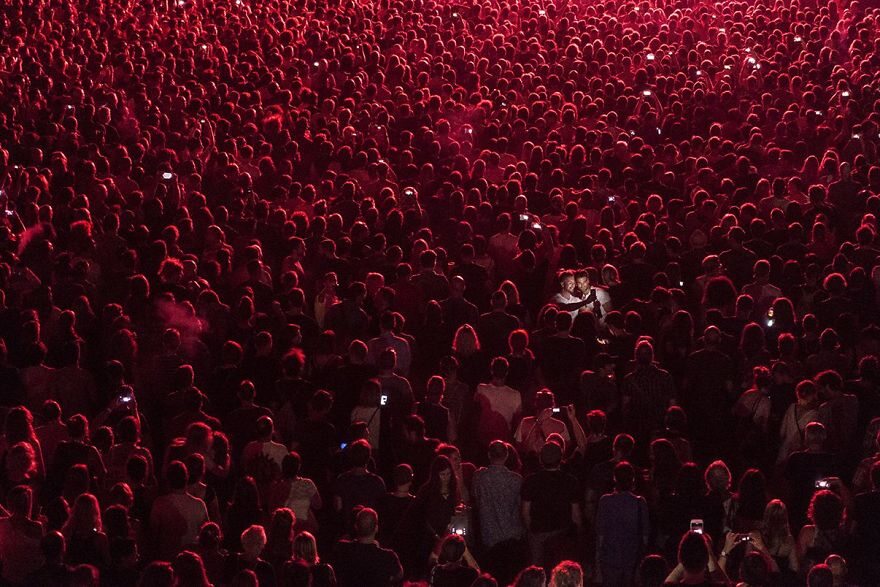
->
[356,535,376,544]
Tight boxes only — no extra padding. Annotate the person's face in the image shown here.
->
[562,276,575,293]
[576,276,589,292]
[439,468,452,485]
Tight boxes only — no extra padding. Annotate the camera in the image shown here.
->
[380,394,388,407]
[690,519,704,534]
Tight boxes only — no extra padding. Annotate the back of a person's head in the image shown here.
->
[346,439,372,468]
[354,507,378,539]
[807,563,834,587]
[678,531,709,573]
[138,562,174,587]
[166,460,189,491]
[613,461,636,492]
[42,530,66,561]
[438,533,466,563]
[638,554,668,587]
[741,551,772,586]
[512,566,546,587]
[490,356,509,380]
[550,560,583,587]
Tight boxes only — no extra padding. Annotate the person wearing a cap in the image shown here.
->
[521,439,582,569]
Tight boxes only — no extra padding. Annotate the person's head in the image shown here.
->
[138,562,174,587]
[241,525,267,560]
[825,554,847,586]
[740,551,772,586]
[173,551,210,587]
[807,564,834,587]
[281,452,301,480]
[635,339,654,366]
[805,421,827,450]
[166,460,189,491]
[512,565,546,587]
[403,414,426,442]
[558,270,576,294]
[549,561,583,587]
[7,484,33,517]
[705,460,732,493]
[490,356,509,381]
[64,493,102,535]
[392,463,414,492]
[814,370,843,400]
[426,454,457,493]
[267,507,295,544]
[438,533,466,564]
[613,461,636,492]
[198,522,223,550]
[540,440,563,469]
[37,527,68,568]
[678,531,710,573]
[347,439,372,469]
[808,490,844,531]
[613,433,635,459]
[354,507,379,540]
[638,554,668,587]
[488,440,509,465]
[293,531,319,564]
[255,415,274,441]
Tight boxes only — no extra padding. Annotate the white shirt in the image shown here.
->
[475,383,522,430]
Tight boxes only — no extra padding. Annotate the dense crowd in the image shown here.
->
[1,0,880,584]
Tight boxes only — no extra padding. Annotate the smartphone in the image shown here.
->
[647,53,655,61]
[842,91,850,98]
[690,519,704,534]
[403,187,415,197]
[608,195,616,203]
[4,210,12,217]
[380,394,388,407]
[161,172,175,181]
[519,213,530,222]
[679,280,685,287]
[552,407,561,414]
[340,442,348,450]
[738,535,753,543]
[119,393,133,403]
[532,222,542,231]
[451,527,466,536]
[643,89,652,96]
[815,478,830,489]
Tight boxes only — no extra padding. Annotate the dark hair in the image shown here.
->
[808,490,844,531]
[166,461,188,490]
[678,531,709,573]
[613,461,636,492]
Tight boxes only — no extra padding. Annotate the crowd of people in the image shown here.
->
[1,0,880,584]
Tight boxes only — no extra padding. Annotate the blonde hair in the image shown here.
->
[452,324,481,355]
[550,561,583,587]
[294,531,319,564]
